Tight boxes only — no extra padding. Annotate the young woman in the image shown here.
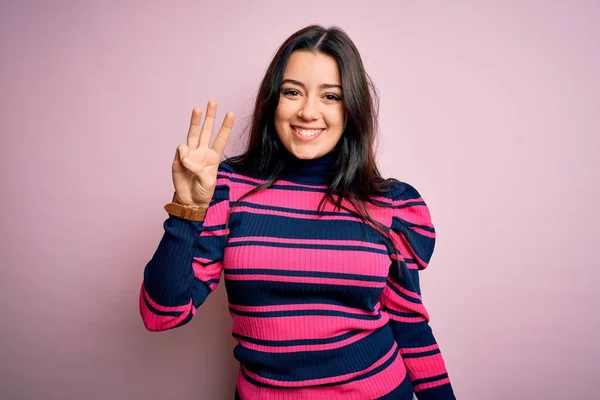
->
[139,25,456,400]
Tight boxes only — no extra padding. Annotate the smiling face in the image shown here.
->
[274,50,345,160]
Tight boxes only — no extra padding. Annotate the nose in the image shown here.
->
[298,96,319,121]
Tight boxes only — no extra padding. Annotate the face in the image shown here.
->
[274,50,345,160]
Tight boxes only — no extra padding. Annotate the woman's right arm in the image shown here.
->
[139,102,235,332]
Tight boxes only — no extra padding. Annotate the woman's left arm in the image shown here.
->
[380,182,456,400]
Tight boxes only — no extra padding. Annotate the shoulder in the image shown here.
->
[379,179,434,228]
[379,179,425,203]
[218,160,238,175]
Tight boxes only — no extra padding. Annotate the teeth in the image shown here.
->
[294,128,322,137]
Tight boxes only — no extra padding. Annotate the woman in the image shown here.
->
[139,25,456,399]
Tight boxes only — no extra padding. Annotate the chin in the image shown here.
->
[287,145,323,160]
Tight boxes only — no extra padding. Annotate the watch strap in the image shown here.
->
[164,201,207,221]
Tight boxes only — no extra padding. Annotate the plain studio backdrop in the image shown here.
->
[1,1,598,399]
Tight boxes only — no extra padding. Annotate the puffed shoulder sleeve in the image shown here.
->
[380,182,456,400]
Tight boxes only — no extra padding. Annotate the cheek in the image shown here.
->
[324,107,345,130]
[275,100,297,123]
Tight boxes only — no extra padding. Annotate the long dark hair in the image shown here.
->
[226,25,397,243]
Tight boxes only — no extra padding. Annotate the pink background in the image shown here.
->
[1,1,599,399]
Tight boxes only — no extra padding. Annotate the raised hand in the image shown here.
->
[172,101,235,207]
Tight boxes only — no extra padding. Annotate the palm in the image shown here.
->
[172,101,235,206]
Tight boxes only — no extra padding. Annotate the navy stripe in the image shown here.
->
[412,373,449,386]
[385,308,422,318]
[226,268,387,283]
[190,279,211,309]
[393,215,436,235]
[235,201,354,217]
[242,343,402,389]
[376,372,414,399]
[232,330,362,347]
[142,294,181,317]
[227,240,389,255]
[194,235,227,261]
[174,311,194,328]
[239,343,400,388]
[229,308,382,320]
[402,349,441,358]
[225,175,264,187]
[386,280,422,304]
[271,183,328,193]
[225,280,383,310]
[395,200,426,209]
[228,213,386,244]
[203,223,227,232]
[222,175,329,193]
[326,344,399,386]
[387,321,437,348]
[235,326,396,382]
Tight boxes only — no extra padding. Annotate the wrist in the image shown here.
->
[172,192,209,208]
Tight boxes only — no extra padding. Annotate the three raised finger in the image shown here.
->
[186,108,203,150]
[212,111,235,156]
[198,100,217,148]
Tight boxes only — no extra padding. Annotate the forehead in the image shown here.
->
[283,51,341,85]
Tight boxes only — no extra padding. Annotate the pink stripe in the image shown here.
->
[236,352,407,399]
[203,199,229,226]
[223,246,390,276]
[231,314,390,341]
[392,205,434,229]
[241,343,398,387]
[228,236,387,251]
[200,228,228,237]
[400,344,439,354]
[235,329,371,353]
[138,286,195,332]
[404,353,449,379]
[386,277,422,300]
[224,273,385,288]
[191,258,222,282]
[193,257,214,265]
[221,170,392,208]
[412,226,435,238]
[387,313,428,323]
[228,186,391,220]
[229,302,380,316]
[414,377,451,392]
[390,196,423,207]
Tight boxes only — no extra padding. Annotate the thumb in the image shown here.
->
[173,144,190,172]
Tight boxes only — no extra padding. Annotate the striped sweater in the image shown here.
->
[139,152,455,399]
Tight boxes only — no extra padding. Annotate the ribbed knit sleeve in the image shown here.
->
[138,165,232,332]
[380,182,456,400]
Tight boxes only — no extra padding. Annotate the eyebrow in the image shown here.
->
[281,79,342,91]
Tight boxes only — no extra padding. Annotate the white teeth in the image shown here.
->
[294,128,322,137]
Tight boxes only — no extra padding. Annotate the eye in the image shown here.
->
[282,88,301,97]
[324,93,342,101]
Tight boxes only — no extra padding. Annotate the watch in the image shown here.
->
[164,193,207,221]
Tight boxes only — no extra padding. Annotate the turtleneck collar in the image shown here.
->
[279,149,337,186]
